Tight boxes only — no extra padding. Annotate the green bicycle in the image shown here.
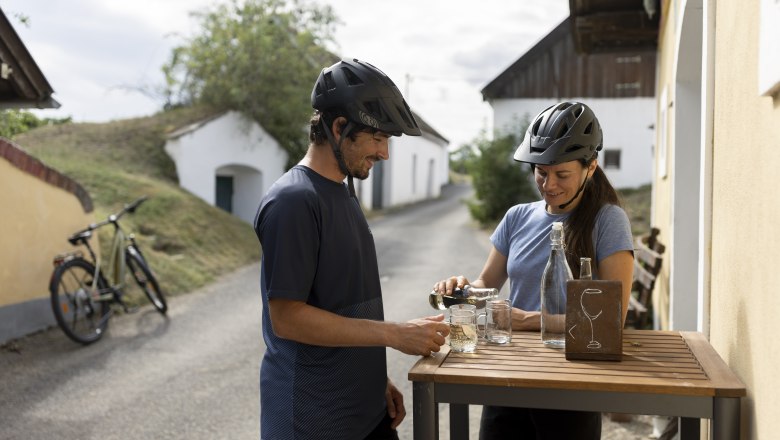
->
[49,196,167,344]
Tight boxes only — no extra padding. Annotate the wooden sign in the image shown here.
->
[565,280,623,361]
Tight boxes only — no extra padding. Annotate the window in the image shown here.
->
[603,149,621,169]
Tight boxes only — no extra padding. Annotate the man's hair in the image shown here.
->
[309,111,381,145]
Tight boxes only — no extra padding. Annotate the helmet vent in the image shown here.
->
[584,122,593,135]
[532,118,543,136]
[323,72,336,91]
[341,67,364,86]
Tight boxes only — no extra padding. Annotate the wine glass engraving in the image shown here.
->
[580,288,603,349]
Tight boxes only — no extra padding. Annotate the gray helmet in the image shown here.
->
[311,58,421,136]
[513,101,602,165]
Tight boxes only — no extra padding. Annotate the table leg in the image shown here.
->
[449,404,469,440]
[413,381,438,440]
[679,417,700,439]
[711,398,740,440]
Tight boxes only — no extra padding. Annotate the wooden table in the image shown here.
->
[408,330,745,440]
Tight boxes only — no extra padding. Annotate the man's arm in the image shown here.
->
[268,298,450,356]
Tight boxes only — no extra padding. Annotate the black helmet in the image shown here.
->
[513,101,602,165]
[311,58,421,136]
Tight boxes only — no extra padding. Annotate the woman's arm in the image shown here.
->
[598,250,635,325]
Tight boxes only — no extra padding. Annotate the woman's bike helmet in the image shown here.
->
[513,101,602,165]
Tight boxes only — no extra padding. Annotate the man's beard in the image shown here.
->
[346,155,380,180]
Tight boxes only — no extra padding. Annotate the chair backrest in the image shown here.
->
[627,227,665,328]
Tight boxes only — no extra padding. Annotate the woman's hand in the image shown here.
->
[432,275,470,295]
[511,307,541,331]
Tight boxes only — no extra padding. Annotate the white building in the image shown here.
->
[355,111,449,210]
[481,18,656,189]
[164,111,288,224]
[164,109,449,219]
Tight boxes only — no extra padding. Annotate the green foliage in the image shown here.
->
[15,107,261,300]
[449,144,476,175]
[466,130,537,226]
[163,0,339,167]
[0,110,71,138]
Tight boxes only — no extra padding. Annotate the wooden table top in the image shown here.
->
[408,330,745,398]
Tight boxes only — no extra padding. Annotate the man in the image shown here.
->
[254,58,449,440]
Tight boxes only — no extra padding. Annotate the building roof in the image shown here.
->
[481,15,656,101]
[412,110,448,145]
[0,8,60,109]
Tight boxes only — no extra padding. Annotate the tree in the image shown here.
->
[466,127,537,226]
[449,143,476,174]
[0,110,71,139]
[163,0,339,167]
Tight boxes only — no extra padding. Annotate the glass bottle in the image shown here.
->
[540,222,573,348]
[429,285,499,310]
[579,257,592,280]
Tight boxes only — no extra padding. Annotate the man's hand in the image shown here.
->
[389,314,450,356]
[385,378,405,429]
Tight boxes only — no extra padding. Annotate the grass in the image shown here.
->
[14,106,261,304]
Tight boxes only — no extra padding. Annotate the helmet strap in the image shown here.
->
[321,118,357,198]
[558,173,589,210]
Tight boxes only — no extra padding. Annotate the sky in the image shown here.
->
[2,0,569,149]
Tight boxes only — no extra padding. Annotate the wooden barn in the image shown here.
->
[482,10,658,189]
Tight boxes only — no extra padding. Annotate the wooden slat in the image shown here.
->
[407,345,450,382]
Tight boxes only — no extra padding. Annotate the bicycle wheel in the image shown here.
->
[49,258,111,344]
[126,247,167,314]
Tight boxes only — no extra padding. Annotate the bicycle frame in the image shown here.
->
[57,196,150,302]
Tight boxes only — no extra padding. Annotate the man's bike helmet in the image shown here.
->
[311,58,421,137]
[513,101,602,165]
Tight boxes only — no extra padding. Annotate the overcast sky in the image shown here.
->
[3,0,568,148]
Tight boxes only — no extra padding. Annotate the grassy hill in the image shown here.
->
[14,106,261,303]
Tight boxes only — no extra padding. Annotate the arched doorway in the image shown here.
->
[215,164,263,224]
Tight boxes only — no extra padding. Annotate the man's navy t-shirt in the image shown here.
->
[254,165,387,439]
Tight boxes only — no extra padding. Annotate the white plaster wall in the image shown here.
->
[386,134,448,206]
[355,134,448,210]
[491,98,655,189]
[165,111,288,223]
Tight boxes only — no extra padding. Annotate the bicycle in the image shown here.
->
[49,196,168,344]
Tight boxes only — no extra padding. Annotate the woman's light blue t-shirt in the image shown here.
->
[490,200,633,311]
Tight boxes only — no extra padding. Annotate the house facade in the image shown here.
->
[481,18,657,190]
[0,9,86,344]
[354,111,449,210]
[164,111,288,224]
[637,0,777,437]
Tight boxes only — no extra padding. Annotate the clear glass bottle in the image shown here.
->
[579,257,592,280]
[429,285,499,310]
[540,222,573,348]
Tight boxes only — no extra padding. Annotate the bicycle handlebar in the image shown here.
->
[69,196,149,238]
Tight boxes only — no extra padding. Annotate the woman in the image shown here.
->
[433,101,634,440]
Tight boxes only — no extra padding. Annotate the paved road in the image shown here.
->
[0,182,654,439]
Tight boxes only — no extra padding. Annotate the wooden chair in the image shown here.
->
[625,227,665,329]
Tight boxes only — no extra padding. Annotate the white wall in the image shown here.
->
[355,132,448,210]
[164,111,288,223]
[491,98,656,189]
